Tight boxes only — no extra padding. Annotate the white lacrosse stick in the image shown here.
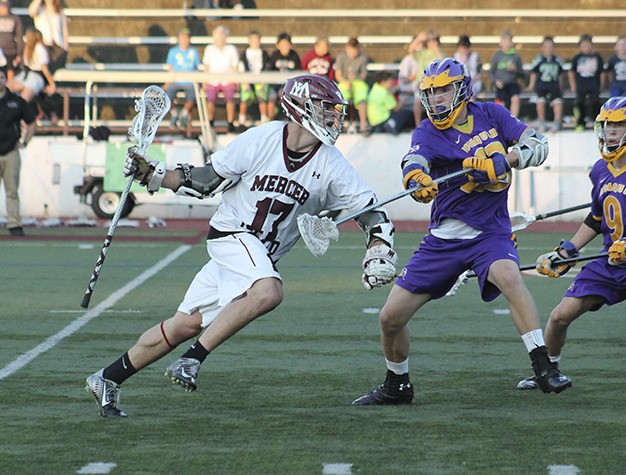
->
[297,168,470,257]
[81,86,171,308]
[510,202,591,232]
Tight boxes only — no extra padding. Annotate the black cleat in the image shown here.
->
[352,381,414,406]
[536,367,572,394]
[528,347,572,394]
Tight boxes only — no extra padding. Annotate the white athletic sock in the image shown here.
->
[521,329,546,352]
[549,355,561,365]
[386,358,409,375]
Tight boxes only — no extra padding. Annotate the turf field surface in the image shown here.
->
[0,224,624,474]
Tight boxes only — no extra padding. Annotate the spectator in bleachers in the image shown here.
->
[406,30,443,126]
[267,32,300,120]
[527,36,564,133]
[606,36,626,97]
[0,0,23,81]
[7,27,55,103]
[454,35,482,99]
[335,37,370,135]
[366,71,413,135]
[568,34,604,132]
[28,0,68,72]
[237,30,271,129]
[489,30,524,118]
[28,0,67,124]
[301,35,335,80]
[397,37,418,121]
[164,27,201,136]
[202,25,239,133]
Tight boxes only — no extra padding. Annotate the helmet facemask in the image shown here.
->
[419,79,469,130]
[595,120,626,163]
[302,99,347,146]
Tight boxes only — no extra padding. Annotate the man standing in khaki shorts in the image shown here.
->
[0,68,36,236]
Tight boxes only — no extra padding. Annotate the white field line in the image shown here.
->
[322,463,353,475]
[0,245,191,381]
[76,462,118,474]
[548,465,581,475]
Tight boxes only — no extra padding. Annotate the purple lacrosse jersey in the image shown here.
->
[564,159,626,308]
[396,102,528,301]
[405,101,527,233]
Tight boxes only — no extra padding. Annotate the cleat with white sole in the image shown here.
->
[517,376,538,390]
[85,369,127,418]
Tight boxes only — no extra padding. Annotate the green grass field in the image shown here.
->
[0,227,624,474]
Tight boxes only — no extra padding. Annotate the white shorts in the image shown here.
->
[14,70,45,95]
[177,232,282,327]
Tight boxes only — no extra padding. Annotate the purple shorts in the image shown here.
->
[205,83,237,102]
[396,232,519,302]
[565,258,626,311]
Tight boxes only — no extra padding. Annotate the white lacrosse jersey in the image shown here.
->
[209,121,377,261]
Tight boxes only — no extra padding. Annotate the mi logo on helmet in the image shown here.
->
[289,81,310,98]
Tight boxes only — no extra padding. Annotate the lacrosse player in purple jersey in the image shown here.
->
[518,96,626,390]
[85,74,398,418]
[353,58,572,406]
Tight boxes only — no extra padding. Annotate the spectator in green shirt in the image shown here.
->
[367,71,413,135]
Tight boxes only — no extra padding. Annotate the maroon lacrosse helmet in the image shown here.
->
[280,74,348,145]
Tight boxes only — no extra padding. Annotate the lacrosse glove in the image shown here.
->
[124,146,166,193]
[536,240,578,278]
[463,153,511,185]
[124,146,158,184]
[402,164,438,203]
[608,239,626,266]
[362,244,398,290]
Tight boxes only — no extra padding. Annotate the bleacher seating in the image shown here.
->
[8,0,623,132]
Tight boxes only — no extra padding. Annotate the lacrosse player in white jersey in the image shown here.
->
[86,74,398,418]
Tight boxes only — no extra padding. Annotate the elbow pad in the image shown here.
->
[401,152,430,174]
[173,162,227,199]
[583,212,602,234]
[512,128,548,170]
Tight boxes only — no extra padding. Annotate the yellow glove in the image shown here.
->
[608,239,626,266]
[535,240,578,278]
[462,154,511,185]
[403,169,438,203]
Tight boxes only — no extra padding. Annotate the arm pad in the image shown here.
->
[355,205,395,248]
[173,162,227,199]
[511,128,548,170]
[583,212,602,234]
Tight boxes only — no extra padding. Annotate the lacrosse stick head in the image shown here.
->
[297,214,340,257]
[509,211,535,232]
[445,270,471,297]
[129,86,171,150]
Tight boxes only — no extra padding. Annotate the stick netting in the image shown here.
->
[297,214,340,257]
[130,86,171,150]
